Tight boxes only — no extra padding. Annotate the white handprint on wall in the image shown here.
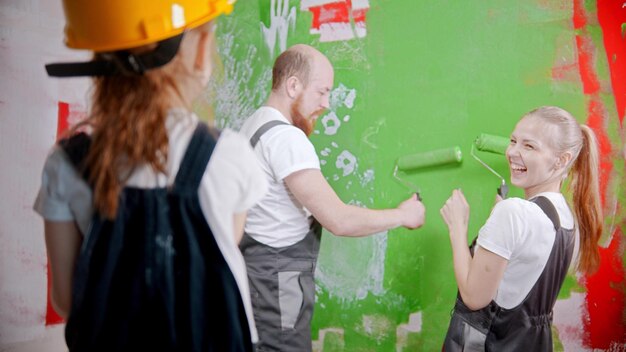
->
[261,0,296,57]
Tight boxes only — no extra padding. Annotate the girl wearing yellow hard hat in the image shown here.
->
[35,1,267,350]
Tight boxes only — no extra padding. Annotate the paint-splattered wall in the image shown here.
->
[1,0,625,351]
[0,1,90,350]
[210,0,626,351]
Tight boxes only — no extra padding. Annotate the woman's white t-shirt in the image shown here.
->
[33,109,267,342]
[476,192,577,309]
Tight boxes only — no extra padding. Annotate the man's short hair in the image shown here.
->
[272,49,311,90]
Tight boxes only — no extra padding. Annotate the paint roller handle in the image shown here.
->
[497,184,508,199]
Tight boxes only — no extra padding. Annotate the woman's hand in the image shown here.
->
[440,189,470,241]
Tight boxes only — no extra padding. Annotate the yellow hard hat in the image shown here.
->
[62,0,236,52]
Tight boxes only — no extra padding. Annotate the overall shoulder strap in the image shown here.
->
[58,132,92,180]
[531,196,561,230]
[249,120,289,148]
[172,122,218,193]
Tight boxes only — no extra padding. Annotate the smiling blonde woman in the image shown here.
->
[440,106,602,352]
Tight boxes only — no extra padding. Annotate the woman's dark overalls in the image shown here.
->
[61,123,252,352]
[443,196,575,351]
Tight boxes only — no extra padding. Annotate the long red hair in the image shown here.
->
[526,106,602,274]
[79,67,180,219]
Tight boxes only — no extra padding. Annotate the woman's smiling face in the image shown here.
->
[506,116,563,198]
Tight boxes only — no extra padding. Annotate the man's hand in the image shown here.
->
[397,193,426,229]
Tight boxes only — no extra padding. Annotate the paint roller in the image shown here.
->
[393,146,463,200]
[471,133,510,198]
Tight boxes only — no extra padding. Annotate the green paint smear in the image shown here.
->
[552,324,565,352]
[557,274,585,300]
[213,0,625,350]
[322,331,345,352]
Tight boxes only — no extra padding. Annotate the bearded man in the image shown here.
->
[238,44,425,352]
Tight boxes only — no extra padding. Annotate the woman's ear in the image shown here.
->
[555,151,573,170]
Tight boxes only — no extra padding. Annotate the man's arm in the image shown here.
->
[285,168,425,237]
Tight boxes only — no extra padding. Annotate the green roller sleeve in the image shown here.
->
[474,133,509,155]
[397,146,462,171]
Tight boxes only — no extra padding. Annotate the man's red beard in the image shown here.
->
[291,95,325,136]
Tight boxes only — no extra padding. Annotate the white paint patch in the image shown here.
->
[553,292,590,351]
[330,83,357,110]
[361,119,386,150]
[67,103,87,126]
[260,0,296,57]
[316,229,387,301]
[301,0,371,9]
[300,0,332,7]
[343,114,351,122]
[317,22,367,42]
[209,21,271,130]
[0,1,92,346]
[396,311,423,351]
[359,168,375,187]
[404,312,423,332]
[321,111,341,135]
[360,315,392,344]
[326,41,370,69]
[311,328,345,352]
[336,150,357,176]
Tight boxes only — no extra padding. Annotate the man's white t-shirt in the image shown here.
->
[239,106,320,248]
[476,192,577,309]
[33,109,267,342]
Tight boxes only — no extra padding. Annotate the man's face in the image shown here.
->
[291,59,334,136]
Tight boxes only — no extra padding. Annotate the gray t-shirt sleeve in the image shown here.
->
[33,146,93,235]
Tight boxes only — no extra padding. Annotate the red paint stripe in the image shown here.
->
[573,0,626,348]
[310,2,351,30]
[551,62,578,80]
[353,8,368,22]
[45,262,64,325]
[584,229,626,348]
[56,101,69,142]
[307,0,369,30]
[575,35,600,95]
[585,98,613,205]
[573,0,587,29]
[597,0,626,124]
[46,101,70,325]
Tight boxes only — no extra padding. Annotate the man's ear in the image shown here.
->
[285,76,301,99]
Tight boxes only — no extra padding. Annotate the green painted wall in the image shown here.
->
[209,1,623,350]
